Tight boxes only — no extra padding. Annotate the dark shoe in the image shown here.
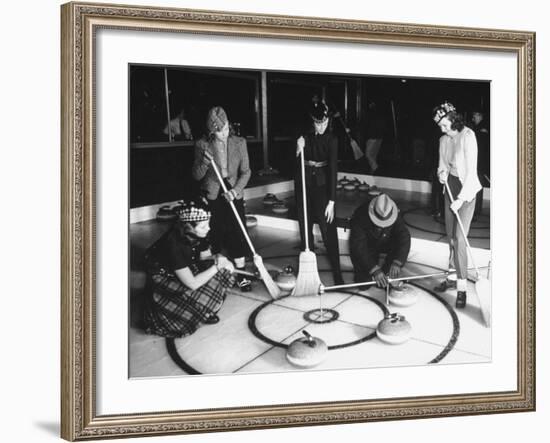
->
[237,275,252,292]
[433,279,457,292]
[204,314,220,325]
[334,275,344,286]
[455,291,467,309]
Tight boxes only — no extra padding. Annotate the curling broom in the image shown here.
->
[209,159,281,299]
[445,181,491,327]
[334,113,364,160]
[292,146,322,297]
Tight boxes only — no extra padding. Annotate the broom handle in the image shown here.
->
[300,146,310,251]
[233,269,258,278]
[444,180,480,278]
[321,265,490,293]
[209,158,257,256]
[322,271,450,292]
[335,115,352,142]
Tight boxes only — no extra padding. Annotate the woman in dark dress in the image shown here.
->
[295,101,343,285]
[143,199,236,338]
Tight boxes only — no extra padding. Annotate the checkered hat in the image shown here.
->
[432,101,456,123]
[206,106,228,133]
[176,198,211,222]
[310,102,329,123]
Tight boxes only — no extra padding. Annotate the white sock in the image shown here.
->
[234,257,245,269]
[457,279,467,292]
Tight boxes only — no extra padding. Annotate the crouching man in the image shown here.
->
[350,194,411,288]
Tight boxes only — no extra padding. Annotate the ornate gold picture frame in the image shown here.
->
[61,1,535,440]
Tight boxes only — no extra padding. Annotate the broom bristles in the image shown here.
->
[253,254,281,299]
[292,250,322,297]
[350,139,364,160]
[475,276,491,328]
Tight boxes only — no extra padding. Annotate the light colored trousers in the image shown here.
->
[444,175,476,280]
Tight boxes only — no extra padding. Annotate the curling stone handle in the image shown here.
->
[233,269,259,278]
[387,313,405,323]
[302,330,316,347]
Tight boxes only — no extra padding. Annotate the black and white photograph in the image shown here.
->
[50,1,538,441]
[128,65,492,377]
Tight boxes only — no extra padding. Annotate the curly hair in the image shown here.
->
[445,111,466,131]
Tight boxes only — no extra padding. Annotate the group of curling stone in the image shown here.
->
[337,176,381,196]
[273,265,419,369]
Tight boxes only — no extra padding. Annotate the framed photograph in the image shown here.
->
[61,1,535,440]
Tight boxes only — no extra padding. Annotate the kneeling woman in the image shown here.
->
[143,199,236,338]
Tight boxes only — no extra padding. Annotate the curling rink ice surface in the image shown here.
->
[129,215,492,378]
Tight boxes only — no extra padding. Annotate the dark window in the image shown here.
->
[130,67,169,143]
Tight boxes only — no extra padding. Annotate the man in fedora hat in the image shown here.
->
[349,193,411,288]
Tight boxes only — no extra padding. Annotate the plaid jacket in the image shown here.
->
[192,135,251,200]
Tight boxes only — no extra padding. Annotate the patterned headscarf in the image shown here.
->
[432,101,456,123]
[310,101,329,123]
[176,198,211,222]
[206,106,228,133]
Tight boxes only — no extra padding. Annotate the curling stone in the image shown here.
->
[275,265,297,291]
[376,313,412,345]
[286,330,328,368]
[156,205,177,221]
[245,215,258,228]
[272,202,289,214]
[338,176,350,186]
[263,193,280,206]
[344,182,357,191]
[388,282,419,307]
[358,181,370,192]
[368,185,381,196]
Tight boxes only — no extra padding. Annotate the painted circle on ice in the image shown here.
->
[248,292,388,351]
[303,308,339,324]
[165,258,461,374]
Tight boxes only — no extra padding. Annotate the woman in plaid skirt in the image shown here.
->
[143,199,236,338]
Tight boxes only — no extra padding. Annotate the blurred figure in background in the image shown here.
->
[469,107,490,218]
[164,107,193,141]
[363,100,386,175]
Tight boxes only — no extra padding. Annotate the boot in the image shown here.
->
[204,314,220,324]
[434,279,457,292]
[455,291,467,309]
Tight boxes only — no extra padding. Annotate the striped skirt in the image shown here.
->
[143,268,235,338]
